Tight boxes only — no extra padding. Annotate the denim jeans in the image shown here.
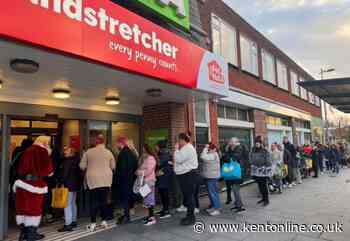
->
[64,192,77,225]
[206,179,221,209]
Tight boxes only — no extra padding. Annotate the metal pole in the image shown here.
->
[0,115,10,240]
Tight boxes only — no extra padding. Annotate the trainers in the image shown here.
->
[209,210,221,216]
[180,216,195,226]
[86,223,97,232]
[58,225,73,232]
[176,205,187,212]
[101,221,108,229]
[235,207,246,213]
[194,208,200,214]
[206,208,215,213]
[159,211,172,219]
[144,217,157,226]
[288,184,293,188]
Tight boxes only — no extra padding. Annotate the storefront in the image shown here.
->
[0,0,229,239]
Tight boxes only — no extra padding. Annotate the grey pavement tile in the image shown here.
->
[293,235,326,241]
[241,232,296,241]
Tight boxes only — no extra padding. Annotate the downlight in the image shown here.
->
[105,96,120,105]
[10,59,39,74]
[52,88,71,99]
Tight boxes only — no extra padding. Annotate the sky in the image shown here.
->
[223,0,350,80]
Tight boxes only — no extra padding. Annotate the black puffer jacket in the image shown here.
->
[156,148,173,189]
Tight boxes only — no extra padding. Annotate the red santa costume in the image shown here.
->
[13,136,53,231]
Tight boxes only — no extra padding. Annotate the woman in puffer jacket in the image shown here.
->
[200,143,221,216]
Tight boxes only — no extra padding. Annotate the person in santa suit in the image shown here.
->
[13,136,54,241]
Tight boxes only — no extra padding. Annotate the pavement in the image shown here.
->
[78,169,350,241]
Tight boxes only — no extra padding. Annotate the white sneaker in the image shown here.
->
[144,217,157,226]
[101,221,108,229]
[209,210,221,216]
[176,205,187,212]
[86,223,97,232]
[195,208,200,214]
[298,181,303,184]
[206,208,215,213]
[288,184,293,188]
[292,182,297,186]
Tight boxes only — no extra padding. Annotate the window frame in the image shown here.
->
[276,60,289,91]
[211,14,238,66]
[240,34,259,76]
[290,71,300,96]
[261,49,276,85]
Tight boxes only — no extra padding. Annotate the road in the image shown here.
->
[78,169,350,241]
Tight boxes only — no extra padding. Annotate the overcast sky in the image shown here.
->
[223,0,350,80]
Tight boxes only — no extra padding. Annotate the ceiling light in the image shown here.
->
[10,59,39,74]
[105,96,120,105]
[52,88,71,99]
[146,88,162,97]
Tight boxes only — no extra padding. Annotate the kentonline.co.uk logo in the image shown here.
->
[208,60,225,84]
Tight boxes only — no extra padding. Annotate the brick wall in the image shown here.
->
[143,102,192,149]
[209,100,218,145]
[198,0,322,118]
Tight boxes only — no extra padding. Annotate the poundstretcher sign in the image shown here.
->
[0,0,228,96]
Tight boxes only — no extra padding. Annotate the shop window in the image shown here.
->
[237,108,248,121]
[196,127,209,149]
[226,106,237,120]
[195,101,209,125]
[291,71,299,96]
[88,120,109,148]
[240,35,258,76]
[218,105,226,118]
[32,121,58,129]
[262,49,276,85]
[11,120,30,128]
[277,60,288,91]
[266,116,289,126]
[112,122,140,153]
[62,120,80,151]
[211,15,238,66]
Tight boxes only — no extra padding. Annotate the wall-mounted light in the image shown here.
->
[0,80,3,89]
[105,96,120,105]
[52,88,71,99]
[10,59,39,74]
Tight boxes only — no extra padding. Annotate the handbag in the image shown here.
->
[221,159,241,180]
[51,185,69,209]
[306,158,313,169]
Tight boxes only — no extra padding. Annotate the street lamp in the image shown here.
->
[320,67,336,143]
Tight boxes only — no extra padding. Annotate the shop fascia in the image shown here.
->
[30,0,179,59]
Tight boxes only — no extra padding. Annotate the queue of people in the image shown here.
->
[10,132,350,240]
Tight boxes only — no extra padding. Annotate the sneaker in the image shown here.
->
[117,216,130,225]
[58,225,73,232]
[288,184,293,188]
[86,223,97,232]
[71,222,78,228]
[176,205,187,212]
[282,184,287,189]
[159,211,172,219]
[298,181,303,184]
[194,208,200,214]
[206,208,215,213]
[209,210,221,216]
[292,182,297,186]
[101,221,108,229]
[225,200,232,205]
[235,207,246,213]
[144,217,157,226]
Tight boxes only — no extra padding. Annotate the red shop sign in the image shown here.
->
[0,0,228,95]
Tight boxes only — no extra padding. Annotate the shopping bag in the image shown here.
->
[306,158,313,169]
[51,185,69,209]
[139,183,152,198]
[133,174,144,194]
[282,164,288,178]
[221,159,241,180]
